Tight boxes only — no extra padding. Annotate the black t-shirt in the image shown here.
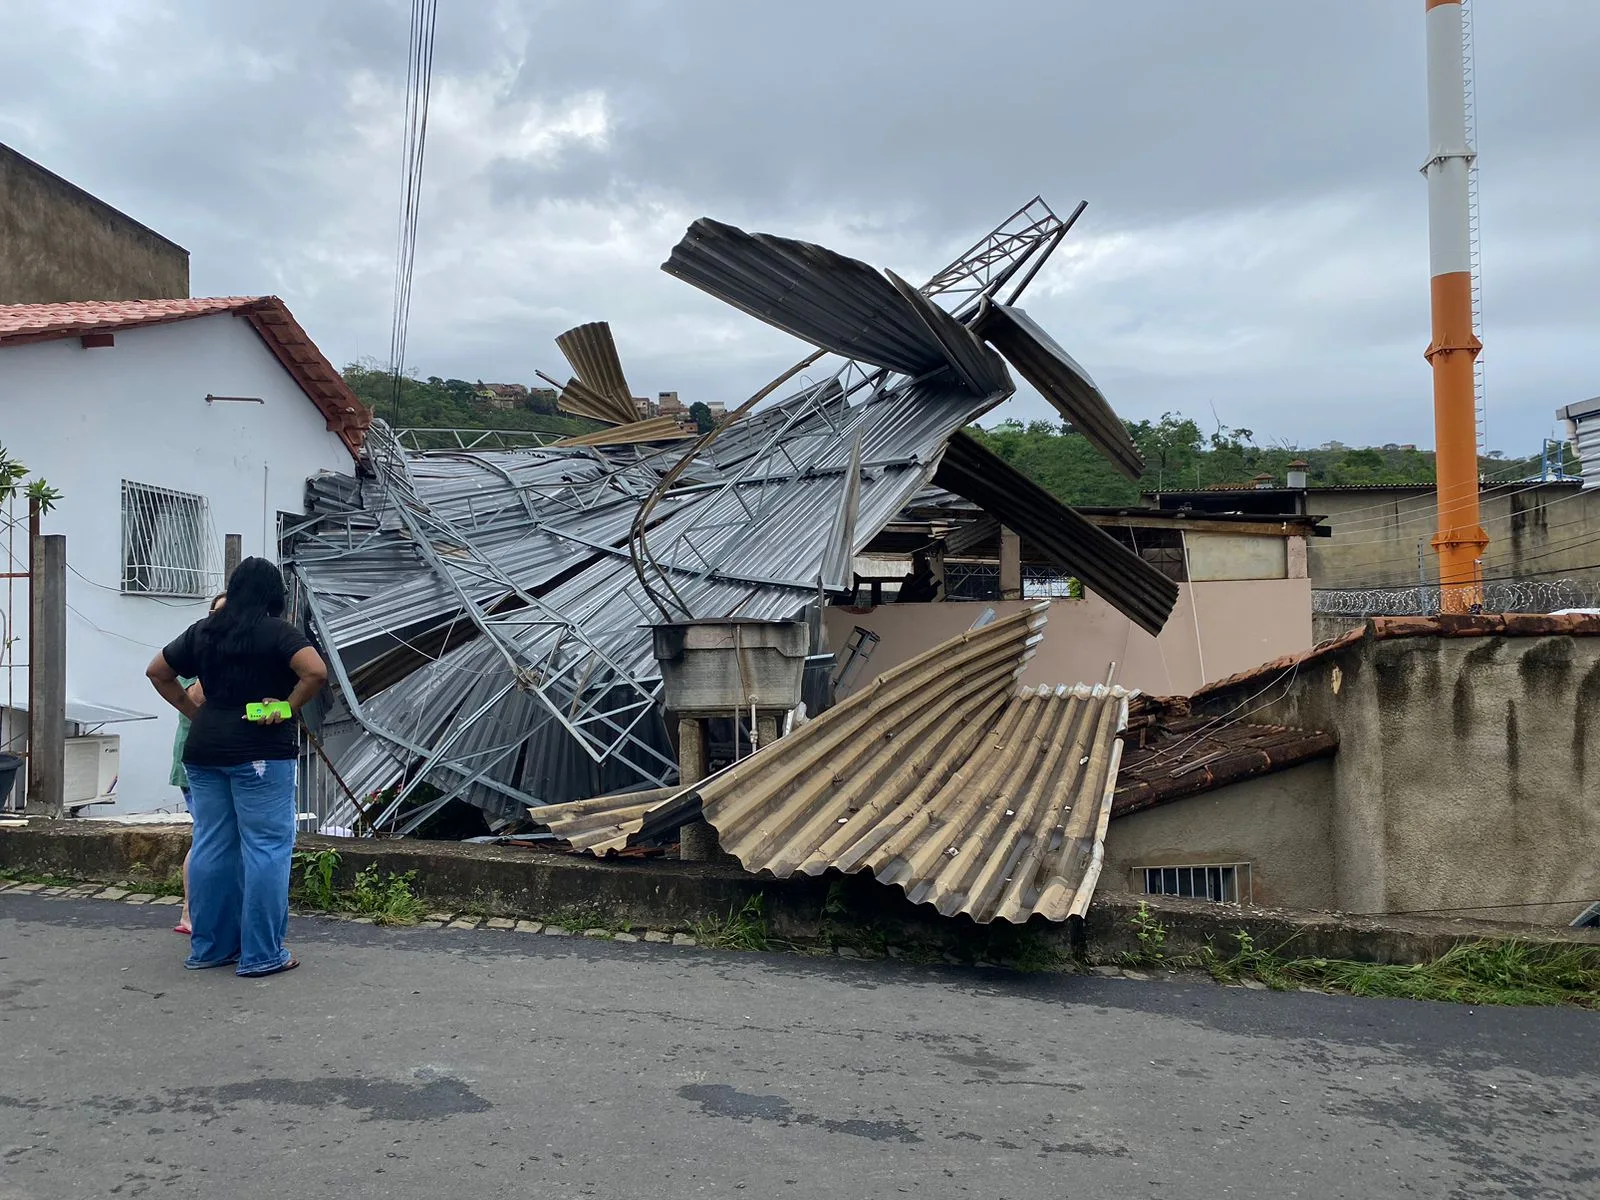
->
[163,617,313,766]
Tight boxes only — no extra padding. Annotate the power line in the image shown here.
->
[1312,473,1583,538]
[387,0,440,429]
[1311,492,1600,587]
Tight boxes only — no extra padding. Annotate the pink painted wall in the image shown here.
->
[824,578,1312,697]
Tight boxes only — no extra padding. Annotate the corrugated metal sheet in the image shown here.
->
[555,322,639,425]
[290,207,1168,831]
[554,375,633,426]
[934,432,1179,636]
[555,417,697,447]
[1557,396,1600,489]
[531,605,1129,924]
[663,218,1007,397]
[974,299,1144,481]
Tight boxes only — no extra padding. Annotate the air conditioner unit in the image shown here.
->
[64,735,119,805]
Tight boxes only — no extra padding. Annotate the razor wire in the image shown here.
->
[1312,578,1600,617]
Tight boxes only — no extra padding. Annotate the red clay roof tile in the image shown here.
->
[0,297,370,457]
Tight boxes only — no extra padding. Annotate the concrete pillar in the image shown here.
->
[926,544,946,600]
[755,714,779,751]
[676,716,718,861]
[25,534,66,819]
[999,527,1022,600]
[224,533,242,583]
[1286,535,1308,580]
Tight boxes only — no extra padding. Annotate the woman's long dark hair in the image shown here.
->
[198,557,285,658]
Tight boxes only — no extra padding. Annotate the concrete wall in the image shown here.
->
[0,312,353,812]
[1189,630,1600,925]
[1103,761,1337,911]
[1313,614,1364,645]
[1185,531,1288,581]
[1306,484,1600,591]
[0,143,188,303]
[825,577,1313,697]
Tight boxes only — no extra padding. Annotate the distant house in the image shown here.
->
[475,383,528,411]
[0,142,189,304]
[0,297,369,813]
[657,390,684,416]
[526,386,559,412]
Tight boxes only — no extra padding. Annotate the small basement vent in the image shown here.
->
[121,481,219,597]
[1142,863,1252,905]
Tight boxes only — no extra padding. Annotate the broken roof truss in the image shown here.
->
[288,197,1176,834]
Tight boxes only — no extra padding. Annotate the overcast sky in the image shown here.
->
[4,1,1596,453]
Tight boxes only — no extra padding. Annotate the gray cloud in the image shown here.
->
[1,0,1596,454]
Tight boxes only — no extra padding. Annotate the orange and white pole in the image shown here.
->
[1423,0,1487,612]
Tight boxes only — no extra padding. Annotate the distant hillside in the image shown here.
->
[342,362,603,439]
[967,413,1577,507]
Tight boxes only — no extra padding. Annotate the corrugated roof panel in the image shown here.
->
[555,375,633,426]
[934,432,1179,636]
[885,269,1012,399]
[531,605,1129,924]
[555,322,638,425]
[555,417,698,447]
[663,219,939,377]
[974,299,1144,481]
[1557,397,1600,489]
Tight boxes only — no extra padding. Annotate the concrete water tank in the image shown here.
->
[651,619,808,714]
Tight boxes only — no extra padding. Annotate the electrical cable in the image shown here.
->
[1310,495,1600,588]
[386,0,439,430]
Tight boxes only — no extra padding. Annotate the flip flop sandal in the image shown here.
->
[173,922,192,935]
[240,954,299,979]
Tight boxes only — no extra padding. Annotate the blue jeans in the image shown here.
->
[184,760,297,976]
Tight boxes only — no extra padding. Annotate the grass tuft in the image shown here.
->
[692,895,771,952]
[289,850,427,926]
[1209,932,1600,1009]
[0,866,81,888]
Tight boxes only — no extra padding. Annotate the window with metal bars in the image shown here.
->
[120,481,215,597]
[1142,863,1251,905]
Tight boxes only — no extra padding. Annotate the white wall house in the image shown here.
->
[0,297,369,813]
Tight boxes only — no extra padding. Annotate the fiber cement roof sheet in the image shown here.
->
[533,605,1129,924]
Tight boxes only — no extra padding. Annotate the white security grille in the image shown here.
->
[120,481,219,597]
[1142,863,1252,905]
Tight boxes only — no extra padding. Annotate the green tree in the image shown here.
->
[689,401,715,434]
[340,361,599,440]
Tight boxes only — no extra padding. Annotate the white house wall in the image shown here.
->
[0,312,354,812]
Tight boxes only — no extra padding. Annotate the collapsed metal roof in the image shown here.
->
[530,605,1131,924]
[287,198,1175,834]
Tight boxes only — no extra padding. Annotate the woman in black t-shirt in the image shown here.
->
[147,558,328,977]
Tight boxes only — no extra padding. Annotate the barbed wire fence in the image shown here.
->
[1313,578,1600,617]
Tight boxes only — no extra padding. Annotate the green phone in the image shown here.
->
[245,701,292,723]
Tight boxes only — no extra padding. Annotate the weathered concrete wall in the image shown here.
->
[1306,484,1600,591]
[0,143,188,303]
[1313,614,1364,645]
[1103,762,1337,911]
[826,579,1312,697]
[1185,531,1287,581]
[1192,630,1600,924]
[5,822,1595,966]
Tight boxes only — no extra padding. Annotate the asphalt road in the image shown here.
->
[2,892,1596,1200]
